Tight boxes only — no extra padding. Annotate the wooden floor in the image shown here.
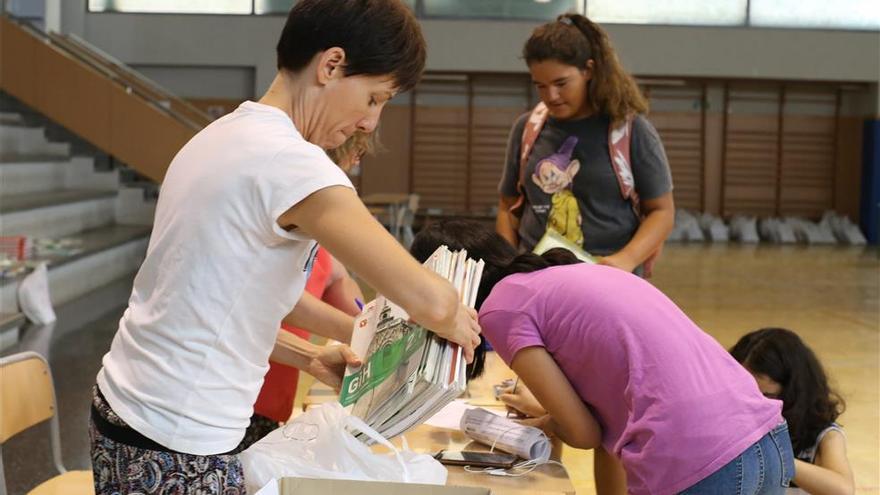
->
[300,243,879,494]
[560,244,880,494]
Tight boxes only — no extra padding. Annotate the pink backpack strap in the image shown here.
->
[510,106,641,219]
[509,102,549,216]
[609,118,640,217]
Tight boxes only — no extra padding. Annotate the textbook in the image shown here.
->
[338,246,485,439]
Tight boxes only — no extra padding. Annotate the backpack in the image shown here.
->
[508,102,640,219]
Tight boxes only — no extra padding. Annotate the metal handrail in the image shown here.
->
[2,13,209,131]
[65,33,213,125]
[46,32,205,131]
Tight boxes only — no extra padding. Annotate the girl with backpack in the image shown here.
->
[496,14,675,278]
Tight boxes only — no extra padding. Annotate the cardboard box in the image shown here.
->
[257,477,491,495]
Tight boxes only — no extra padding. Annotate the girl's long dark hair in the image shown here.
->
[410,220,582,379]
[478,248,581,309]
[730,328,845,455]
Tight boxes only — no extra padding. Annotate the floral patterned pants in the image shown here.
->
[89,386,246,495]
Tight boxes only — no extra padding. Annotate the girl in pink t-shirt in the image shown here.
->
[411,219,795,495]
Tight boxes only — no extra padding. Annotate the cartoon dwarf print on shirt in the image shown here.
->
[531,136,583,247]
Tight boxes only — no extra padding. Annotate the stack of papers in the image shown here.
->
[338,246,485,440]
[460,408,551,461]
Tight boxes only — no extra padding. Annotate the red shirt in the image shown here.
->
[252,248,332,422]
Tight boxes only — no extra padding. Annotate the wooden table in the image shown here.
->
[303,352,516,410]
[302,353,575,495]
[361,193,411,206]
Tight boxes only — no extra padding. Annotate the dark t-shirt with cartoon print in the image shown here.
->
[499,112,673,255]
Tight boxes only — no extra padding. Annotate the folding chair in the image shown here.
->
[0,351,93,495]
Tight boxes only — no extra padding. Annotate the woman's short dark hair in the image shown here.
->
[276,0,426,92]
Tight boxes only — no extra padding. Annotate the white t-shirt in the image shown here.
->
[97,101,353,455]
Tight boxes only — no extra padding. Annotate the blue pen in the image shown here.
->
[355,298,364,311]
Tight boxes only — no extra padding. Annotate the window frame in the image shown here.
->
[84,0,879,32]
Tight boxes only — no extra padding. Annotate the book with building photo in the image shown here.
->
[338,246,484,439]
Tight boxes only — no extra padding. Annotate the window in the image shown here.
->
[421,0,580,21]
[254,0,295,15]
[88,0,252,14]
[86,0,880,30]
[89,0,414,15]
[586,0,746,26]
[750,0,880,30]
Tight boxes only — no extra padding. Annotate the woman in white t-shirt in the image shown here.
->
[88,2,481,493]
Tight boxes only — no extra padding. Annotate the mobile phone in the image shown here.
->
[434,450,518,469]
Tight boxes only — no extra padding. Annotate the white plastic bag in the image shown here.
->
[18,262,56,325]
[669,210,704,242]
[730,215,760,243]
[240,402,447,494]
[822,211,866,245]
[698,212,729,242]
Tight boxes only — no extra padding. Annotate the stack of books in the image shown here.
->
[338,246,485,439]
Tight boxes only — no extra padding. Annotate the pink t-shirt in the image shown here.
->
[479,264,783,495]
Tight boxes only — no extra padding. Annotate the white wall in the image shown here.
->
[131,65,255,99]
[421,20,880,82]
[59,1,880,114]
[60,4,282,94]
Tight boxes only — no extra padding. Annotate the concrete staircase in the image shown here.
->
[0,107,155,349]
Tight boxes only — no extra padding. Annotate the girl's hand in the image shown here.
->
[308,345,362,391]
[598,251,638,273]
[641,244,663,278]
[499,382,547,418]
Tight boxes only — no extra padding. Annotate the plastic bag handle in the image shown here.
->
[343,415,411,481]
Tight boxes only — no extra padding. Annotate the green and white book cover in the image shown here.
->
[339,299,428,409]
[336,245,483,440]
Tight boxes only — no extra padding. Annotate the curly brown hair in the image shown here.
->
[523,13,648,126]
[327,131,380,172]
[730,328,846,456]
